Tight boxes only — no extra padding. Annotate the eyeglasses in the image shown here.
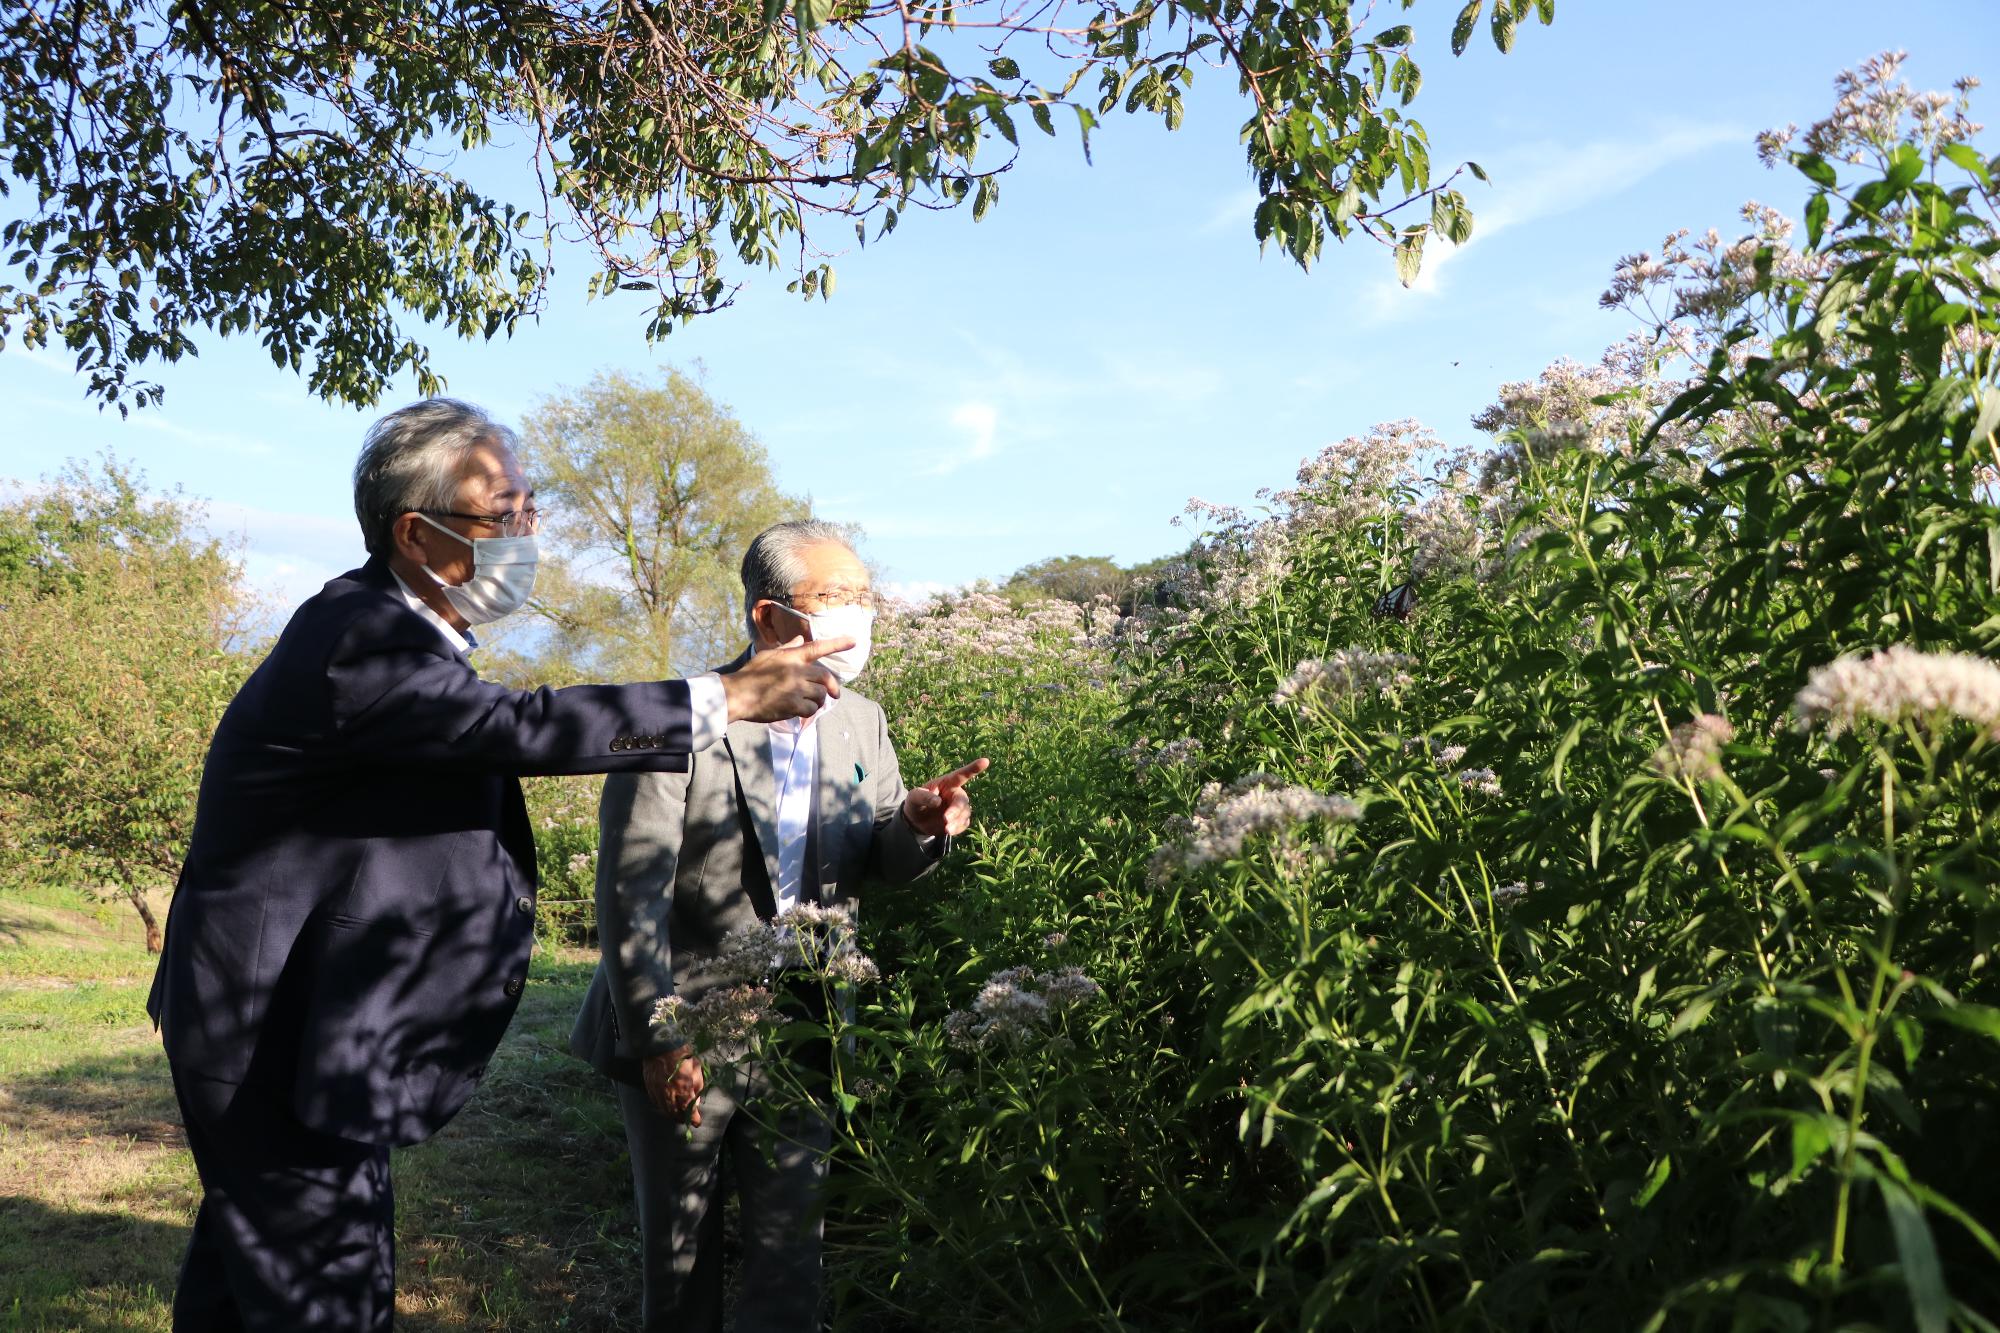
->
[420,506,547,537]
[778,586,877,612]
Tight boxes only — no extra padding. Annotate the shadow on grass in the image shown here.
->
[0,1044,183,1148]
[0,947,659,1329]
[0,1194,180,1332]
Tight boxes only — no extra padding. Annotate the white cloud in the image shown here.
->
[7,388,281,458]
[925,401,1001,476]
[1195,186,1263,238]
[1363,120,1744,318]
[880,578,965,606]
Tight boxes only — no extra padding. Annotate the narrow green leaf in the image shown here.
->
[1881,1179,1950,1333]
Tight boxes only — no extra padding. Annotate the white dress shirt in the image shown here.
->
[766,703,827,915]
[388,569,728,751]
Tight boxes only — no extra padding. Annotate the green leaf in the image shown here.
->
[1490,2,1517,53]
[1394,231,1426,287]
[988,56,1021,80]
[1804,191,1828,248]
[1668,993,1716,1037]
[1940,141,1994,184]
[1796,153,1838,188]
[1885,143,1924,193]
[1881,1179,1950,1333]
[1971,388,2000,447]
[1451,1,1483,55]
[1789,1115,1834,1177]
[1633,1154,1671,1208]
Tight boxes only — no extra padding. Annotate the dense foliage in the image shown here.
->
[0,460,252,949]
[714,61,2000,1330]
[2,0,1539,411]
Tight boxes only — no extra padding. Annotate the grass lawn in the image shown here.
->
[0,884,649,1330]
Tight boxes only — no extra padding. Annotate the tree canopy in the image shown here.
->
[0,458,252,950]
[1,0,1550,412]
[493,365,805,683]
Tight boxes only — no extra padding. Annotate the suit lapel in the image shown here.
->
[724,718,785,906]
[813,705,860,896]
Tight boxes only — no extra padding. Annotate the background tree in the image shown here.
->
[495,365,807,684]
[0,0,1547,412]
[1003,549,1191,613]
[0,459,253,951]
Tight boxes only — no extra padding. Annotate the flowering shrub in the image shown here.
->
[785,58,2000,1333]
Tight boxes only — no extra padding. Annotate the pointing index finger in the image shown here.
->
[936,757,992,790]
[797,635,856,662]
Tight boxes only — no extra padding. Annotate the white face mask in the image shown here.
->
[774,601,875,684]
[417,513,539,625]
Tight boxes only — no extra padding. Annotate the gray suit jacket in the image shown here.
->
[571,662,943,1083]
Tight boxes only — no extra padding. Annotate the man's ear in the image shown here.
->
[389,513,430,565]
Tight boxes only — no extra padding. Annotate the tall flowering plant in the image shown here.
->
[796,60,2000,1333]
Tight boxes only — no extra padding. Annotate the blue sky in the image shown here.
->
[4,2,1997,607]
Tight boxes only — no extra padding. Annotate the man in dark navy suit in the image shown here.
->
[146,398,850,1331]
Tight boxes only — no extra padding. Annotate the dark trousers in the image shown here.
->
[616,1060,832,1333]
[169,1062,396,1332]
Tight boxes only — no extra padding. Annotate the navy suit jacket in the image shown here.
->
[148,555,698,1146]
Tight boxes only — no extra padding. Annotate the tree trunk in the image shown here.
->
[125,882,163,954]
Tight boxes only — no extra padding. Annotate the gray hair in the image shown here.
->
[352,398,519,555]
[741,520,858,634]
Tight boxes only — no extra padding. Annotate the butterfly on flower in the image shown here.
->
[1372,581,1418,623]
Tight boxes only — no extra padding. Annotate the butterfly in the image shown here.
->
[1372,581,1418,623]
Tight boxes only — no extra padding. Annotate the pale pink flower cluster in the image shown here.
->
[1274,650,1414,713]
[711,901,880,987]
[944,964,1102,1049]
[1150,773,1361,880]
[872,590,1117,686]
[651,985,780,1057]
[1788,52,1983,165]
[1127,735,1203,780]
[1152,422,1488,624]
[525,774,600,834]
[1652,713,1735,783]
[1795,646,2000,738]
[1455,768,1501,797]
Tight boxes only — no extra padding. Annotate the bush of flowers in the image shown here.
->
[801,58,2000,1332]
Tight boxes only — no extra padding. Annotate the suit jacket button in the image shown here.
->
[515,896,534,915]
[503,977,524,998]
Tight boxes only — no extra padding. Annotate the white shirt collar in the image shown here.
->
[389,569,476,654]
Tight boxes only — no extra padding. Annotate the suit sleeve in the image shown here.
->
[864,702,948,885]
[325,615,696,776]
[597,770,688,1059]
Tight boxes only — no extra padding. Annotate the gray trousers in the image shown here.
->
[615,1062,831,1333]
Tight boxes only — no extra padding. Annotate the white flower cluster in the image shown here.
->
[1126,735,1204,780]
[1784,52,1983,165]
[711,901,881,987]
[872,590,1117,687]
[943,964,1102,1049]
[1455,768,1501,797]
[1274,650,1414,714]
[651,985,779,1057]
[1794,646,2000,738]
[1652,713,1735,783]
[1149,773,1360,880]
[1493,882,1529,907]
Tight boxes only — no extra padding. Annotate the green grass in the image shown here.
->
[0,883,648,1330]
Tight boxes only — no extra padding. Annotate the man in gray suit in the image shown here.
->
[572,520,986,1333]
